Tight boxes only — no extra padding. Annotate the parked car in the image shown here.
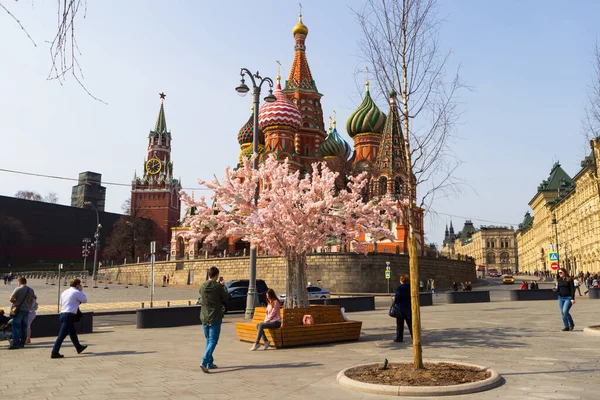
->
[502,275,515,284]
[489,272,500,278]
[279,286,331,303]
[225,279,269,294]
[197,286,267,314]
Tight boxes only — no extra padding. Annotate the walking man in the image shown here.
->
[51,278,88,358]
[198,266,228,373]
[8,277,35,349]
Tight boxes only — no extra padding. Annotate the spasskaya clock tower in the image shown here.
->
[131,92,182,254]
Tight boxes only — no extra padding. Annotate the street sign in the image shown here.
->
[548,252,559,263]
[386,266,391,271]
[550,261,559,271]
[385,271,391,279]
[150,241,156,254]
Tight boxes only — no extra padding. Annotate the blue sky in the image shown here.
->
[1,0,598,247]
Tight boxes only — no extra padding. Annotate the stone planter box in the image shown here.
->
[419,292,433,306]
[589,288,600,299]
[30,312,93,338]
[309,296,375,312]
[136,305,201,329]
[510,289,558,301]
[446,291,490,304]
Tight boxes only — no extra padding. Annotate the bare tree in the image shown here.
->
[582,43,600,199]
[1,0,103,102]
[355,0,463,369]
[15,190,43,201]
[45,192,59,203]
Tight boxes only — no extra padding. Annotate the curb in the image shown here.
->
[336,360,502,397]
[583,326,600,336]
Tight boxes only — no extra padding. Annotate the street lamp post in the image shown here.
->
[235,68,276,320]
[552,213,560,276]
[84,201,102,288]
[82,238,91,286]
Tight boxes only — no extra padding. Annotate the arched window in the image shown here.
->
[486,252,496,264]
[500,252,510,264]
[394,177,404,195]
[379,176,388,195]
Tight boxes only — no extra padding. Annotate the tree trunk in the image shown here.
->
[285,248,295,309]
[407,206,424,369]
[295,253,309,308]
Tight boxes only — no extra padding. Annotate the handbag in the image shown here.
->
[388,302,401,318]
[9,287,30,317]
[74,308,83,323]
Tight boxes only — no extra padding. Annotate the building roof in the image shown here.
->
[375,91,406,176]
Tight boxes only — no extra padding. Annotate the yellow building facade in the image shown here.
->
[442,221,517,274]
[516,138,600,274]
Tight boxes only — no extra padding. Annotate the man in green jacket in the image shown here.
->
[199,266,228,373]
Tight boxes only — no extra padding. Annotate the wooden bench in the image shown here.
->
[235,305,362,348]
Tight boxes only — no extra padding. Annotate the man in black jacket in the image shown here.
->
[393,275,413,342]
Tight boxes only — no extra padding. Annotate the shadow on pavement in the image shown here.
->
[82,350,157,357]
[210,362,322,373]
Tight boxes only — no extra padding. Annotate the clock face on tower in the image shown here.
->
[146,158,162,175]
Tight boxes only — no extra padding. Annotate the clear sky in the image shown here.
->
[1,0,599,247]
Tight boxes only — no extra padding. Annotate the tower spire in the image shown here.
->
[365,66,369,91]
[154,92,168,134]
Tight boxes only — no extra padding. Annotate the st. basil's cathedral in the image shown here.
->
[132,13,425,259]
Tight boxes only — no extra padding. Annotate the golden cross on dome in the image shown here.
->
[276,60,282,84]
[328,116,333,133]
[365,67,370,89]
[333,110,337,128]
[299,2,303,16]
[159,92,166,102]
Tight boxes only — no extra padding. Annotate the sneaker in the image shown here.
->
[207,363,218,369]
[250,343,261,351]
[200,364,209,373]
[562,327,570,331]
[263,341,270,350]
[77,345,88,354]
[8,345,19,350]
[569,325,575,331]
[51,353,64,359]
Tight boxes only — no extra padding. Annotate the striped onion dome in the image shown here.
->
[258,83,302,130]
[237,112,265,145]
[318,127,347,158]
[346,88,386,137]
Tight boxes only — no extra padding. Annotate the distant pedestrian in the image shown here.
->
[573,278,582,296]
[198,266,228,373]
[529,281,536,290]
[392,275,413,343]
[26,295,38,344]
[520,281,528,290]
[554,268,575,332]
[250,289,281,351]
[419,280,424,292]
[2,275,7,285]
[51,278,88,358]
[166,274,170,286]
[430,279,437,296]
[452,282,458,291]
[162,275,167,287]
[8,277,35,349]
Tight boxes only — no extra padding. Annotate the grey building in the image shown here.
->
[71,171,106,211]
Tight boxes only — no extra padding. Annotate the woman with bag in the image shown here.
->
[51,278,88,359]
[390,275,412,343]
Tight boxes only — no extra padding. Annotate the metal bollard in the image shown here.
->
[150,302,153,308]
[167,301,170,307]
[141,302,144,308]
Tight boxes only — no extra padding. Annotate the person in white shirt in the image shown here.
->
[573,278,582,296]
[51,278,88,359]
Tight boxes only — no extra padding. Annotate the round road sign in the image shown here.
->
[550,262,559,271]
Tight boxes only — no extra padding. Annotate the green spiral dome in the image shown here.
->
[346,90,386,137]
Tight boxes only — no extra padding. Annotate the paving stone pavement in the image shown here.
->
[1,295,599,400]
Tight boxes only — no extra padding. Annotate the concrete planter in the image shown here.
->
[337,360,502,396]
[30,312,94,338]
[446,291,490,304]
[309,296,375,312]
[419,293,433,306]
[136,305,201,329]
[510,289,558,301]
[589,288,600,299]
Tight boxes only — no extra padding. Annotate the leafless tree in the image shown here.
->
[15,190,43,201]
[45,192,59,203]
[582,43,600,199]
[1,0,104,102]
[355,0,464,369]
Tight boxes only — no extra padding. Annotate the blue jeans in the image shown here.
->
[558,296,574,327]
[202,320,222,367]
[11,310,29,347]
[52,313,82,355]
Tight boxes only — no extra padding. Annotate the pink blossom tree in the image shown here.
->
[180,155,402,308]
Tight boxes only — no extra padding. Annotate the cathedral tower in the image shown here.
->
[283,12,327,172]
[131,93,182,254]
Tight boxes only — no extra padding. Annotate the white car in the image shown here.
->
[279,286,331,303]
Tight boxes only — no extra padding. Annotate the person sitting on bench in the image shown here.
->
[250,289,281,351]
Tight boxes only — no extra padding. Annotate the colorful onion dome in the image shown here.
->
[292,14,308,36]
[237,112,265,145]
[318,127,347,158]
[346,89,386,137]
[258,83,302,130]
[343,136,354,160]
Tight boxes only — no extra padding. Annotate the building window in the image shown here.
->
[394,177,404,195]
[305,145,309,156]
[500,252,510,264]
[486,252,496,264]
[379,176,388,196]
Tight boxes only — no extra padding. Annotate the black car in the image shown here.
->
[196,280,269,314]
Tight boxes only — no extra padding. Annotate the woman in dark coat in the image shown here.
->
[393,275,413,343]
[555,268,576,331]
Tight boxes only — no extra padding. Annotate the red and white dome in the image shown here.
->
[258,84,302,130]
